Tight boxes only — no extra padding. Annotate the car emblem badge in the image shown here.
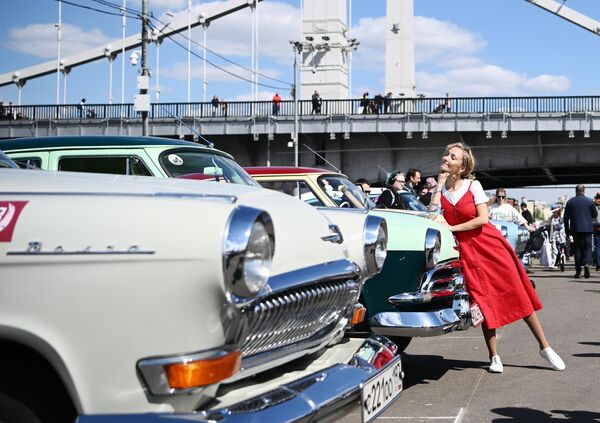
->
[0,201,28,242]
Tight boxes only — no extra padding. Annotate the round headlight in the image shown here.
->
[364,215,387,276]
[244,220,273,293]
[425,228,441,270]
[223,206,275,299]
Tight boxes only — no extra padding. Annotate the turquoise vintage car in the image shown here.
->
[246,167,473,351]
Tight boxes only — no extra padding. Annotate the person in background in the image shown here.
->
[211,95,220,116]
[521,202,535,226]
[405,168,421,196]
[489,188,533,231]
[544,204,567,269]
[354,178,371,196]
[419,176,437,206]
[311,90,322,114]
[594,193,600,271]
[428,142,565,374]
[564,184,597,278]
[272,92,282,116]
[376,172,406,209]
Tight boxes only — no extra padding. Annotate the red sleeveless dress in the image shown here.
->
[441,182,542,329]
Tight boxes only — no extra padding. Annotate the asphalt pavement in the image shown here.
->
[347,262,600,423]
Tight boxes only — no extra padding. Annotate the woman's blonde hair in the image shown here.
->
[444,142,475,179]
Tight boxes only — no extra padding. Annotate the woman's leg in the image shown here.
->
[482,324,498,357]
[523,312,550,350]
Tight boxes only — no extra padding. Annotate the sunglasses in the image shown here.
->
[364,190,371,194]
[497,195,506,199]
[395,179,405,183]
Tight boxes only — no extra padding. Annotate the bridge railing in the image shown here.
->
[3,96,600,121]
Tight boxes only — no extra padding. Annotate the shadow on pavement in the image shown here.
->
[584,289,600,294]
[401,354,487,389]
[491,407,600,422]
[579,341,600,346]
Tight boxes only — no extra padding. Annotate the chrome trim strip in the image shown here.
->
[370,309,461,337]
[0,191,238,202]
[391,260,463,305]
[265,259,360,295]
[79,336,402,423]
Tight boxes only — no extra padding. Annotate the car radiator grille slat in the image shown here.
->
[242,279,355,357]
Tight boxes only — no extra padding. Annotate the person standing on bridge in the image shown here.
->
[564,184,597,279]
[428,142,565,373]
[272,92,281,116]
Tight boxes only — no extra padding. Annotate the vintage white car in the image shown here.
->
[0,165,401,423]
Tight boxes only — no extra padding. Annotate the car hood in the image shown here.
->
[1,169,350,277]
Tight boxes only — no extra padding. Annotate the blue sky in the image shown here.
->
[2,0,600,106]
[1,0,600,203]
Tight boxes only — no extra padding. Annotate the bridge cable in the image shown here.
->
[90,0,291,85]
[149,16,292,86]
[147,21,291,90]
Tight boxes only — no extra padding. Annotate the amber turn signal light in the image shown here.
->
[351,304,366,325]
[165,351,242,389]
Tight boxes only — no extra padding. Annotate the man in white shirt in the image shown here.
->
[489,188,533,231]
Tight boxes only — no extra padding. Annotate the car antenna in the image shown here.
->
[302,144,341,173]
[159,106,214,148]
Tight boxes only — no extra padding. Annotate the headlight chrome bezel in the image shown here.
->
[363,215,388,276]
[425,228,441,270]
[223,206,275,301]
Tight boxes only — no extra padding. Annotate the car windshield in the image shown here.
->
[399,191,428,212]
[0,150,18,168]
[316,175,373,209]
[160,149,259,186]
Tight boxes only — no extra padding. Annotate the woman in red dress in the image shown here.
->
[429,142,565,373]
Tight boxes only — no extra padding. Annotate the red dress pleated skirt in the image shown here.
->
[441,184,542,329]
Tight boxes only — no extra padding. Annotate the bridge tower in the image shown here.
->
[385,0,416,97]
[301,0,349,100]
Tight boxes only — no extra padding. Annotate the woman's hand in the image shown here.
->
[437,171,449,190]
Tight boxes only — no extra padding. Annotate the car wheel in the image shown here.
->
[386,336,412,353]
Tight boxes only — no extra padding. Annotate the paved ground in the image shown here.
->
[348,262,600,422]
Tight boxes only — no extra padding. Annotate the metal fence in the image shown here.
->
[2,96,600,122]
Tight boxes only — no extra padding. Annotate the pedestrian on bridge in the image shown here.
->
[564,184,597,278]
[272,92,281,116]
[428,142,566,373]
[211,95,220,116]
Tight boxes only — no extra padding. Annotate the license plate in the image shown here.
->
[471,303,484,327]
[361,356,403,422]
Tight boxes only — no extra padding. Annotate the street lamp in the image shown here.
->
[290,40,303,167]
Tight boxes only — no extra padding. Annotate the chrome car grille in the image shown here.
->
[241,279,357,357]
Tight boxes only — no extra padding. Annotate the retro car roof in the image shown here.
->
[245,166,341,176]
[0,135,208,152]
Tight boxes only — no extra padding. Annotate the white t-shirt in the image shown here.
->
[489,202,528,226]
[441,179,488,206]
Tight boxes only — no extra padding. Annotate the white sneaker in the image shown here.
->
[539,347,566,371]
[488,355,503,373]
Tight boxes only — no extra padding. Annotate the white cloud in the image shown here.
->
[4,23,111,59]
[417,66,571,96]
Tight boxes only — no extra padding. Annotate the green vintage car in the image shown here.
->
[245,167,472,351]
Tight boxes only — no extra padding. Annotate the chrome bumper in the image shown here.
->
[77,335,403,423]
[370,260,473,337]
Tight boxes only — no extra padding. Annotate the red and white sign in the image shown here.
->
[0,201,28,242]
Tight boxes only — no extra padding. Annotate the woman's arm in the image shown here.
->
[448,202,489,232]
[428,172,448,213]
